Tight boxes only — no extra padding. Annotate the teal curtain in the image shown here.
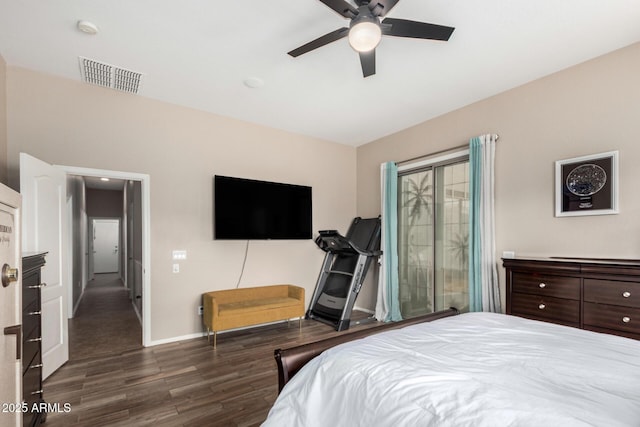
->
[469,138,483,312]
[468,135,501,313]
[375,162,403,322]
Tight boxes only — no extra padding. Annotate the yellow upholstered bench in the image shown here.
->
[202,284,305,349]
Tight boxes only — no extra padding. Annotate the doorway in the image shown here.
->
[65,177,142,361]
[20,154,151,380]
[60,165,151,348]
[91,218,120,274]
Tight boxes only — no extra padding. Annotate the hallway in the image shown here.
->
[68,273,142,360]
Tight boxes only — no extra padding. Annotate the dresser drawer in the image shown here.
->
[22,326,41,374]
[583,302,640,335]
[23,355,43,423]
[511,293,580,325]
[584,279,640,308]
[22,281,40,312]
[512,273,581,300]
[23,300,42,341]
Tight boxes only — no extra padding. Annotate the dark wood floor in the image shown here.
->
[43,280,380,426]
[68,274,142,360]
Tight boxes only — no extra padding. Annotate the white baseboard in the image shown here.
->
[145,309,385,348]
[147,332,206,347]
[145,317,304,347]
[132,301,142,326]
[354,306,374,315]
[72,289,86,317]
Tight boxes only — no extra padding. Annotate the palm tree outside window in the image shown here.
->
[397,158,469,317]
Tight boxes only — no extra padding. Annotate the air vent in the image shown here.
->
[79,57,143,94]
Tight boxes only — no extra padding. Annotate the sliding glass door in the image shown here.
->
[398,159,470,317]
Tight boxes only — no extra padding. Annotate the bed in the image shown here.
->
[263,311,640,426]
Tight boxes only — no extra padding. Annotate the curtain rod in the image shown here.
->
[395,134,499,166]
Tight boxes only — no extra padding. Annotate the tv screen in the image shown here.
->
[214,175,312,240]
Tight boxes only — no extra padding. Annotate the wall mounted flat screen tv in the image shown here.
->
[214,175,312,240]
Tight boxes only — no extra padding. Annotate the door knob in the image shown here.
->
[1,263,18,288]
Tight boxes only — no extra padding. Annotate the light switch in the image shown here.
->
[172,250,187,260]
[172,263,180,273]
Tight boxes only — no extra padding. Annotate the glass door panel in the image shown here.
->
[398,170,434,318]
[398,160,469,318]
[434,161,469,312]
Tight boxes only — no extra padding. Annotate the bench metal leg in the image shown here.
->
[206,327,210,343]
[288,318,302,332]
[213,331,217,350]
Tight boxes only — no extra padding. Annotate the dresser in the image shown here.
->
[22,252,47,426]
[503,257,640,340]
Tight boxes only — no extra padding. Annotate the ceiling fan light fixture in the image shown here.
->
[290,0,455,77]
[348,21,381,52]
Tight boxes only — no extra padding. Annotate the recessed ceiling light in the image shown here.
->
[77,20,99,35]
[100,177,110,182]
[243,77,264,89]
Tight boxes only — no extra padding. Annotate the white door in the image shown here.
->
[20,153,69,380]
[93,219,119,273]
[0,184,21,427]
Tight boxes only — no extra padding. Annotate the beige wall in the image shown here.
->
[6,41,639,337]
[86,188,124,218]
[356,42,640,311]
[68,176,87,313]
[6,68,357,342]
[0,54,7,184]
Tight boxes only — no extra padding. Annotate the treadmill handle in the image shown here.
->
[348,244,382,257]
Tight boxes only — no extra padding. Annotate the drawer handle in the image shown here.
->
[539,283,546,289]
[26,337,42,342]
[30,390,43,395]
[538,304,546,310]
[27,311,42,316]
[622,291,631,298]
[29,363,43,369]
[27,284,46,289]
[622,317,631,323]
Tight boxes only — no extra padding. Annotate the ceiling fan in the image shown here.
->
[288,0,455,78]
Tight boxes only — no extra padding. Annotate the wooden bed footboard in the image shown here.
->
[274,308,460,393]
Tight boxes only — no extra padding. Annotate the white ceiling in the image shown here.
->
[1,1,639,146]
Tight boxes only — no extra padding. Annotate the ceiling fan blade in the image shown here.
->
[318,0,358,18]
[382,18,455,41]
[288,27,349,57]
[359,50,376,78]
[367,0,401,17]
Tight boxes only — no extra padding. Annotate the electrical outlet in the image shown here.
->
[172,263,180,273]
[198,305,203,315]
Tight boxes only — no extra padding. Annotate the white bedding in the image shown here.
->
[263,313,640,427]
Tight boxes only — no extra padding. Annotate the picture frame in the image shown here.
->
[555,150,619,217]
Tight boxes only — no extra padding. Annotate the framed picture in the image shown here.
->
[555,150,619,217]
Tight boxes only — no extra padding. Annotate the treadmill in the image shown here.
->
[307,217,382,331]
